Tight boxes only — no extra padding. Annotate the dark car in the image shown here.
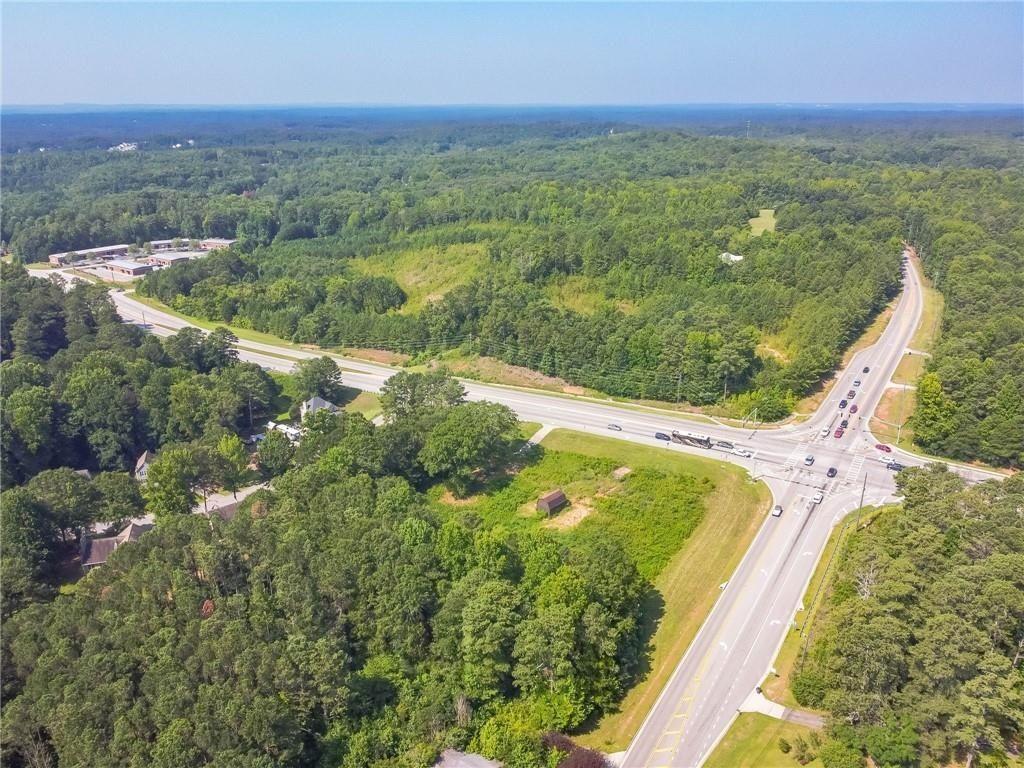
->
[839,399,848,409]
[840,419,849,428]
[655,432,671,441]
[715,440,735,450]
[607,424,623,432]
[846,390,856,399]
[886,461,905,472]
[834,427,845,438]
[862,366,870,373]
[827,467,838,478]
[850,404,859,414]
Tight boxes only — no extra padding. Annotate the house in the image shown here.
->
[134,450,154,481]
[104,259,154,277]
[80,521,154,570]
[434,750,501,768]
[537,489,568,515]
[300,396,339,420]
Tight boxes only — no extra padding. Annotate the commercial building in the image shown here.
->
[104,259,154,277]
[48,244,130,266]
[148,252,194,268]
[200,238,236,250]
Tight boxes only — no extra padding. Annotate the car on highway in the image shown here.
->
[812,491,824,504]
[853,379,862,387]
[886,461,905,472]
[655,432,671,441]
[827,467,838,478]
[731,447,753,458]
[607,424,623,431]
[715,440,735,449]
[846,390,856,399]
[840,419,849,428]
[863,366,870,373]
[876,443,892,453]
[771,505,783,517]
[834,427,845,438]
[820,426,831,437]
[850,404,859,414]
[803,455,815,466]
[839,399,848,409]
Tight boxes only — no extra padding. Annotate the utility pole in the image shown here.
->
[896,383,907,445]
[856,472,867,530]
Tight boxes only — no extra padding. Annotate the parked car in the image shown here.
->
[839,399,848,409]
[850,404,859,414]
[863,366,870,373]
[840,419,849,428]
[655,432,671,441]
[827,467,838,478]
[731,447,753,458]
[607,424,623,431]
[804,455,815,466]
[812,491,824,504]
[834,427,845,438]
[886,461,905,472]
[876,443,892,453]
[771,505,784,517]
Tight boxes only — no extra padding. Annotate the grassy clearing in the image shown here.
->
[892,352,927,385]
[267,374,381,422]
[343,391,382,420]
[704,713,822,768]
[907,254,944,354]
[24,262,55,271]
[749,208,777,236]
[537,432,770,751]
[518,422,542,441]
[349,243,487,313]
[543,275,637,315]
[870,386,917,450]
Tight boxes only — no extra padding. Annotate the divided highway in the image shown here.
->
[102,253,1002,767]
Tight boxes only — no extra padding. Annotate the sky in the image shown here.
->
[2,2,1022,106]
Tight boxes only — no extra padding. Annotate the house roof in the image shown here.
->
[82,522,153,567]
[302,395,338,413]
[135,451,153,472]
[105,259,152,271]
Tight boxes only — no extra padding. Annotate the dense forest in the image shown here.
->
[5,111,1020,466]
[791,465,1024,767]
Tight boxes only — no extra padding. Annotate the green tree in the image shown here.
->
[258,430,294,478]
[380,369,466,420]
[293,356,344,403]
[215,433,250,498]
[419,402,519,496]
[142,446,200,518]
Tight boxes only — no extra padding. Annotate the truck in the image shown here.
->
[671,431,713,449]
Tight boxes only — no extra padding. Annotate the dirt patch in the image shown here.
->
[439,489,482,506]
[342,347,410,365]
[612,466,632,480]
[542,500,594,530]
[432,355,574,392]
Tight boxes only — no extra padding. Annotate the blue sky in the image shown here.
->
[2,2,1021,105]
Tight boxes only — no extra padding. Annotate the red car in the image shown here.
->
[850,404,859,414]
[846,390,856,399]
[834,427,845,438]
[876,443,892,453]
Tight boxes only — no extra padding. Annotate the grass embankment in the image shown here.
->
[349,242,487,313]
[749,208,777,236]
[870,386,917,451]
[704,713,822,768]
[484,432,770,752]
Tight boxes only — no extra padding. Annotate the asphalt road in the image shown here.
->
[101,254,1003,767]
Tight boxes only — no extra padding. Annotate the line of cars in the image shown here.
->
[648,429,754,458]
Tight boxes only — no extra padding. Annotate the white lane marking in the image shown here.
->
[844,454,865,485]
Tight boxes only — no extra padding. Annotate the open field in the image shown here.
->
[543,275,637,315]
[349,242,487,313]
[892,351,927,385]
[870,386,917,450]
[749,208,777,235]
[703,713,822,768]
[538,432,771,751]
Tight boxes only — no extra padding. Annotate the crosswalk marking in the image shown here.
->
[783,442,807,470]
[844,454,865,485]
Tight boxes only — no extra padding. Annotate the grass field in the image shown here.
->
[704,714,822,768]
[749,208,777,236]
[349,242,487,313]
[268,373,381,422]
[529,432,771,751]
[543,275,637,315]
[892,352,927,385]
[870,386,916,450]
[907,254,944,354]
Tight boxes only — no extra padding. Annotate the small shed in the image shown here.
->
[537,489,568,515]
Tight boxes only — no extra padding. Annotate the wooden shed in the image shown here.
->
[537,489,568,515]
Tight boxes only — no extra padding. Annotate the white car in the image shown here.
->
[812,491,824,504]
[771,505,783,517]
[820,427,831,437]
[804,455,815,466]
[731,447,753,458]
